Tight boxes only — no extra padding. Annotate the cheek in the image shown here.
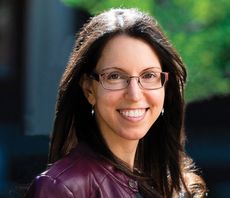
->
[148,89,165,107]
[95,89,119,109]
[94,86,114,110]
[94,90,120,128]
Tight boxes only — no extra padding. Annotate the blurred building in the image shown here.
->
[0,0,89,197]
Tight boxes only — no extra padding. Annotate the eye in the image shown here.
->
[141,71,158,79]
[107,72,120,80]
[106,71,126,80]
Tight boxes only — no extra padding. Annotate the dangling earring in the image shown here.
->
[161,108,164,116]
[91,105,95,115]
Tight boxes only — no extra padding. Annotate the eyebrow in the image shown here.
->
[99,66,162,73]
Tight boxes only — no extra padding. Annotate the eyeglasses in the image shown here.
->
[89,69,169,90]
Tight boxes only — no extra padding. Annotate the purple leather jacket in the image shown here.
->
[24,143,141,198]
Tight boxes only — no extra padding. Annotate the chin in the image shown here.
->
[122,133,147,141]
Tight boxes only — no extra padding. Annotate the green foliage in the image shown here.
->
[61,0,155,14]
[154,0,230,102]
[61,0,230,102]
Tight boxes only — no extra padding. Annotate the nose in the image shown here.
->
[125,78,143,101]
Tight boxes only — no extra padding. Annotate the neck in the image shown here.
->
[107,139,139,170]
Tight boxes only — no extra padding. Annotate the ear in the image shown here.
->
[80,74,96,106]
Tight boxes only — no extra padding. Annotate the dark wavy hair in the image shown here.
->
[48,8,206,197]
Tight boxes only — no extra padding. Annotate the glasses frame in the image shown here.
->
[89,71,169,91]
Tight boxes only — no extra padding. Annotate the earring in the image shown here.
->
[161,108,164,116]
[91,105,95,115]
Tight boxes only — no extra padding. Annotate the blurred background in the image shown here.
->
[0,0,229,197]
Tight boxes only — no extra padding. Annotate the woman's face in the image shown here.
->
[83,34,165,146]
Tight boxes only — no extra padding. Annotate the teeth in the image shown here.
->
[119,109,145,118]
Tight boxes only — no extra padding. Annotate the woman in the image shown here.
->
[25,8,207,198]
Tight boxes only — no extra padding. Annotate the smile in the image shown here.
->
[118,108,148,120]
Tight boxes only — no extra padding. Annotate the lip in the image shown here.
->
[117,108,148,122]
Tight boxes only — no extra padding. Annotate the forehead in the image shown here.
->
[95,34,161,73]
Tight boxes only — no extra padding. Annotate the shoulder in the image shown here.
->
[25,143,115,197]
[24,174,74,198]
[25,143,139,197]
[44,143,110,182]
[180,156,208,197]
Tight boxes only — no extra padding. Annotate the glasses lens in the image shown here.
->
[98,71,167,90]
[140,72,165,89]
[101,71,128,90]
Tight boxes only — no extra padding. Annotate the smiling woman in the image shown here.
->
[24,8,207,198]
[83,35,165,154]
[83,35,166,167]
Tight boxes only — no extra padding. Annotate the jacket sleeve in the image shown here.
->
[24,175,74,198]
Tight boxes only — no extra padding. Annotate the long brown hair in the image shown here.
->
[48,8,206,197]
